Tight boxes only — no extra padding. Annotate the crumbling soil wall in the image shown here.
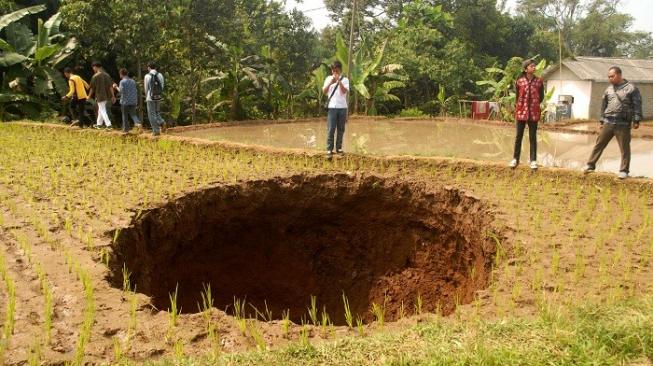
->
[110,174,498,324]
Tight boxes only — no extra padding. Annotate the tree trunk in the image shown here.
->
[353,91,359,115]
[231,75,239,120]
[190,69,197,125]
[267,59,272,120]
[231,88,239,120]
[136,55,144,123]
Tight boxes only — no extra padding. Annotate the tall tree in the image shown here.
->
[516,0,652,57]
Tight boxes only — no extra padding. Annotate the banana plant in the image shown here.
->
[260,45,290,119]
[1,5,77,120]
[296,62,329,115]
[201,38,264,120]
[365,64,407,115]
[434,85,456,117]
[334,32,406,115]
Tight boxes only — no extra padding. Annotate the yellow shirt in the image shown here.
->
[66,74,90,99]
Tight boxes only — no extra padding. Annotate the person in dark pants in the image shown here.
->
[583,66,642,179]
[509,59,544,170]
[113,68,141,133]
[322,61,350,159]
[62,67,91,127]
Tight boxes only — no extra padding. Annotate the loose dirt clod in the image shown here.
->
[110,174,499,325]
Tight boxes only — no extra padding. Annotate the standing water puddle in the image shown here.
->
[175,120,653,178]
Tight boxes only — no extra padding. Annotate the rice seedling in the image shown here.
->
[510,282,522,311]
[73,268,95,366]
[113,228,121,244]
[247,320,266,350]
[98,247,110,266]
[320,307,331,338]
[398,300,406,320]
[0,250,16,361]
[414,292,423,315]
[167,284,180,340]
[42,281,54,345]
[356,316,364,336]
[307,295,318,326]
[281,310,291,338]
[233,297,248,334]
[199,283,213,325]
[551,248,560,276]
[573,246,586,283]
[127,291,138,345]
[370,300,386,327]
[173,338,185,363]
[112,337,124,364]
[298,321,310,347]
[342,292,353,329]
[122,264,132,294]
[27,337,41,366]
[249,301,273,322]
[262,301,272,322]
[13,230,32,264]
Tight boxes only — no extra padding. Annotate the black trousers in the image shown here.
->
[513,120,538,162]
[71,98,91,127]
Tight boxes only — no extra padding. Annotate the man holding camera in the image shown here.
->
[322,61,350,159]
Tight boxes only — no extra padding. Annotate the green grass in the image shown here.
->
[144,295,653,365]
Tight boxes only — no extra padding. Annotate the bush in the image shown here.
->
[398,107,427,118]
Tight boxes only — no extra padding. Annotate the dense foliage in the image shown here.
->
[1,0,651,122]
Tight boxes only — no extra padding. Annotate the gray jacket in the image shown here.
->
[601,80,643,125]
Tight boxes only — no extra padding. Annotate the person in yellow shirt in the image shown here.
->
[62,67,91,127]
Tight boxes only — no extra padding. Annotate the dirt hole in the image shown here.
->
[110,174,499,325]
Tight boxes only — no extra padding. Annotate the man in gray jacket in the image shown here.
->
[583,66,642,179]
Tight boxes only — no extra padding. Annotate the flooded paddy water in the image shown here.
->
[174,119,653,178]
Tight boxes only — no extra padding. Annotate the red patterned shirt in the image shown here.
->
[514,75,544,122]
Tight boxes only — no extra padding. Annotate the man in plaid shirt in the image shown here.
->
[114,68,141,133]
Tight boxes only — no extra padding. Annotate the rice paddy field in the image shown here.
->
[0,121,652,365]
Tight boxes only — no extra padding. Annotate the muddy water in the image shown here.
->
[176,120,653,178]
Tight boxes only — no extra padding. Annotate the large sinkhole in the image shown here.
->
[109,174,499,325]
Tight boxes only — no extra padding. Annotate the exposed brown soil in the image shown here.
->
[110,174,498,325]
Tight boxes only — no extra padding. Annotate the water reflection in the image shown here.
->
[176,120,653,178]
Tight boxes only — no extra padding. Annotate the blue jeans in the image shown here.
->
[327,108,347,152]
[121,104,140,132]
[146,100,164,134]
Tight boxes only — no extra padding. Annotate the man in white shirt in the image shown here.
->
[322,61,350,158]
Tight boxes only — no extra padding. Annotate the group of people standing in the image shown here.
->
[63,58,643,178]
[322,58,644,178]
[62,62,166,136]
[510,59,643,179]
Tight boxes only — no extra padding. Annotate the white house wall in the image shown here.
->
[546,79,592,120]
[589,82,609,120]
[638,84,653,119]
[546,65,581,81]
